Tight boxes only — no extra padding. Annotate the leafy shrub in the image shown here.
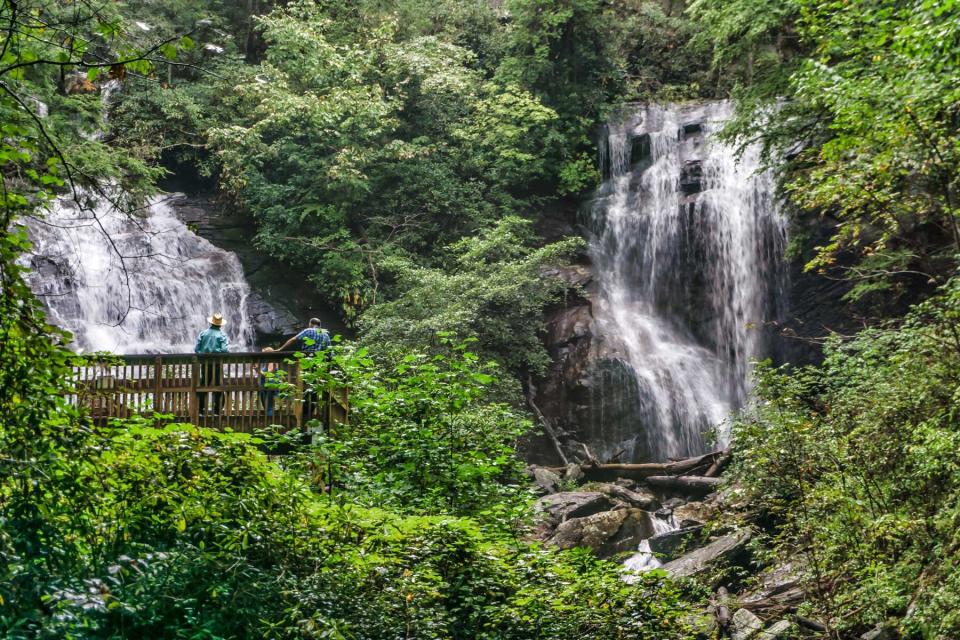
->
[731,277,960,638]
[3,411,695,639]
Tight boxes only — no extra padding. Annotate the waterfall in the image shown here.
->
[586,101,786,462]
[24,190,256,353]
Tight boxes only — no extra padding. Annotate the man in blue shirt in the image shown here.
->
[277,317,331,353]
[277,318,330,421]
[195,312,230,417]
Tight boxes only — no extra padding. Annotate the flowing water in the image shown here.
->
[586,101,786,461]
[24,190,255,353]
[622,514,676,578]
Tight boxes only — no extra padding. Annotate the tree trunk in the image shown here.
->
[565,450,723,482]
[645,475,721,492]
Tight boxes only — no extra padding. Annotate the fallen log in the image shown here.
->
[795,615,828,633]
[645,475,721,492]
[564,450,724,482]
[704,448,732,478]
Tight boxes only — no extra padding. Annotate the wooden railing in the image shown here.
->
[70,352,348,433]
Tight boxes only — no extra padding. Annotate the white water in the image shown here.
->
[588,102,786,461]
[25,190,255,353]
[622,514,675,579]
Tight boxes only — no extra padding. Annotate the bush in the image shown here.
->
[730,276,960,638]
[3,414,696,639]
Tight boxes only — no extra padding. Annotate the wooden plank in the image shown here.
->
[67,353,346,433]
[293,362,303,428]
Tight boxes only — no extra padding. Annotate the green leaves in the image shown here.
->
[695,0,960,295]
[361,217,585,376]
[731,277,960,636]
[294,338,530,517]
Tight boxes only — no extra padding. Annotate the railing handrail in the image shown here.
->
[76,351,318,363]
[69,350,347,433]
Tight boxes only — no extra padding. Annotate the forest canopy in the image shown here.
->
[2,0,960,638]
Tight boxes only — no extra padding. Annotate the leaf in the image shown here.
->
[160,42,178,61]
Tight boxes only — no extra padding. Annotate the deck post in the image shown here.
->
[153,356,162,414]
[294,361,303,428]
[189,355,199,425]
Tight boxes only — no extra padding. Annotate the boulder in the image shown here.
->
[532,467,562,494]
[549,508,657,558]
[741,559,803,604]
[534,492,617,528]
[582,482,659,510]
[245,292,299,338]
[672,499,720,527]
[860,624,898,640]
[758,620,794,640]
[661,528,752,580]
[684,609,718,639]
[648,525,706,560]
[563,463,584,482]
[731,608,763,640]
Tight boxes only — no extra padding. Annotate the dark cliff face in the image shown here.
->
[528,247,855,466]
[526,105,866,467]
[168,193,347,345]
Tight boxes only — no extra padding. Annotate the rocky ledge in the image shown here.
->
[526,452,892,640]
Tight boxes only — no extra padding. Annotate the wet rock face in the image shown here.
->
[534,492,619,528]
[660,528,752,581]
[168,193,345,345]
[245,292,299,339]
[680,159,704,195]
[28,255,82,322]
[528,109,852,464]
[549,508,657,558]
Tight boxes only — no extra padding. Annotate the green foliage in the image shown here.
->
[0,1,165,200]
[687,0,799,88]
[730,276,960,638]
[785,0,960,279]
[0,8,695,614]
[296,339,531,517]
[1,343,696,637]
[111,0,721,332]
[692,0,960,295]
[360,217,585,375]
[186,2,565,320]
[3,419,695,637]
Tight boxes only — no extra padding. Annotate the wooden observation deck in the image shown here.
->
[70,351,348,432]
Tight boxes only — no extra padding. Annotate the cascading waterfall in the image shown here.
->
[25,190,255,353]
[586,101,786,462]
